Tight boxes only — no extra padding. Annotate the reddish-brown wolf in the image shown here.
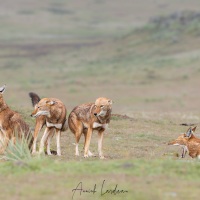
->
[29,92,67,156]
[68,97,112,159]
[0,85,32,153]
[168,126,200,158]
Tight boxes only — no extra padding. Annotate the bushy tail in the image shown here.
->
[29,92,41,107]
[28,92,41,149]
[61,119,68,132]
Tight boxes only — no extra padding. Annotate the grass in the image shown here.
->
[3,132,32,163]
[1,158,200,200]
[0,109,199,200]
[1,0,200,199]
[1,157,200,178]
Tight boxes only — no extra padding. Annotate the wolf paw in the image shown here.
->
[84,154,89,158]
[88,151,94,157]
[100,155,105,159]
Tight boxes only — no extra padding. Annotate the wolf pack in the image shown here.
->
[0,84,199,160]
[0,85,112,159]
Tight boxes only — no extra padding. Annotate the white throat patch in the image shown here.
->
[46,121,62,129]
[93,122,108,129]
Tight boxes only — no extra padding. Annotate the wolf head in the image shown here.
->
[168,126,197,146]
[31,98,56,118]
[93,97,112,117]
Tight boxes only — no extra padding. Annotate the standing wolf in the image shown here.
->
[29,93,68,156]
[0,85,32,153]
[68,97,112,159]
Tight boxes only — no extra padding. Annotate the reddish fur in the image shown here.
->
[30,95,67,156]
[68,97,112,158]
[0,86,32,153]
[168,127,200,158]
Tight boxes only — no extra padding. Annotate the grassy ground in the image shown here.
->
[1,0,200,199]
[2,158,200,200]
[1,112,200,200]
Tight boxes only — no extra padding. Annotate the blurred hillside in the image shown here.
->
[0,0,200,114]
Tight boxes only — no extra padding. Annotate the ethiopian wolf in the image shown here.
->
[0,85,32,153]
[30,93,67,156]
[68,97,112,159]
[168,126,200,159]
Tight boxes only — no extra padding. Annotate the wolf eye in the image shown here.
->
[100,105,104,108]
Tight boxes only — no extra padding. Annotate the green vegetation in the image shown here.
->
[1,0,200,199]
[3,132,32,163]
[1,158,200,200]
[1,157,200,179]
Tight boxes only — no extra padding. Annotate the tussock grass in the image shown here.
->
[2,131,32,163]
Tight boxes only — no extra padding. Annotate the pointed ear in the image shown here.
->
[0,85,6,94]
[46,100,56,106]
[185,127,192,137]
[192,126,197,132]
[108,99,113,105]
[90,104,96,114]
